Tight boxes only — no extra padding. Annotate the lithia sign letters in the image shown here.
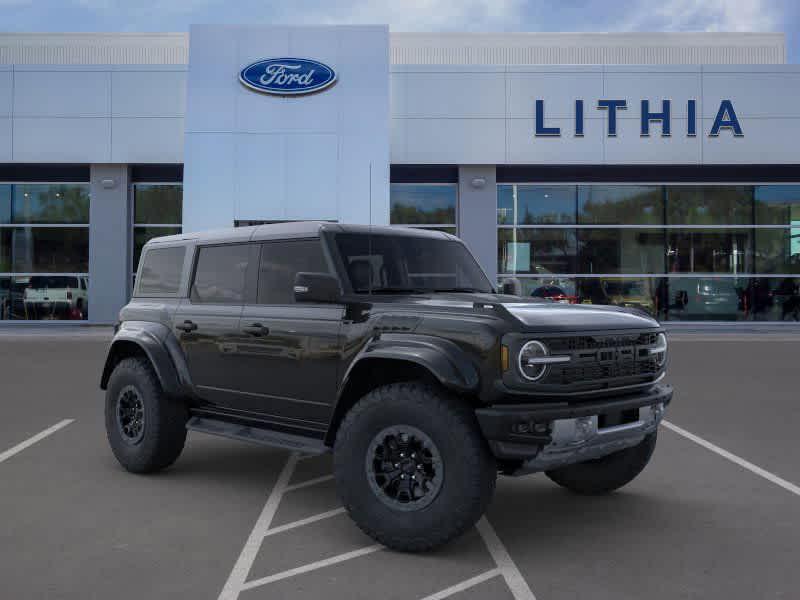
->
[535,99,743,138]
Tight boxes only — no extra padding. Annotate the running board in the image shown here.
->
[186,416,329,455]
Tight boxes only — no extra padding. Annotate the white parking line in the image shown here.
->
[418,568,501,600]
[0,419,74,464]
[240,544,384,591]
[218,452,300,600]
[284,474,334,492]
[662,420,800,498]
[262,507,347,538]
[220,451,538,600]
[476,517,537,600]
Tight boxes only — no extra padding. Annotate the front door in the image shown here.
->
[172,242,253,406]
[233,238,343,429]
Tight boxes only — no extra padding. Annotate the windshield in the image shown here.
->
[334,232,493,294]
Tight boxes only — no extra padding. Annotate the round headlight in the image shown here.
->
[653,333,668,367]
[518,340,550,381]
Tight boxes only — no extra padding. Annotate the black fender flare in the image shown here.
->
[100,321,191,397]
[325,333,480,444]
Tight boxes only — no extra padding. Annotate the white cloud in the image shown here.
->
[622,0,780,32]
[283,0,524,31]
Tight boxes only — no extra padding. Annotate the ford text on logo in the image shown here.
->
[535,99,743,138]
[239,58,337,96]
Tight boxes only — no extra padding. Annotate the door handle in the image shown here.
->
[175,320,198,333]
[242,323,269,336]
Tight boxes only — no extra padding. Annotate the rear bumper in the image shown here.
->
[476,384,673,474]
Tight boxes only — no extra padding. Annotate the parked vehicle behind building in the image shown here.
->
[100,223,672,551]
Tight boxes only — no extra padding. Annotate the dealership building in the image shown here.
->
[0,27,798,324]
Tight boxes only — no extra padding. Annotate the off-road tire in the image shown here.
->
[545,432,657,495]
[105,357,188,473]
[333,382,496,552]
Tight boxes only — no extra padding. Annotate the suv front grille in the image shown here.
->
[543,333,661,387]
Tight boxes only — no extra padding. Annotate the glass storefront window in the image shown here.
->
[496,182,800,321]
[498,228,576,275]
[1,184,90,224]
[134,184,183,225]
[132,184,183,273]
[755,185,800,225]
[0,181,90,321]
[578,229,665,274]
[0,275,88,321]
[578,185,663,225]
[666,229,753,274]
[666,186,753,225]
[1,228,89,273]
[665,277,749,321]
[497,185,575,225]
[577,277,661,317]
[390,184,457,226]
[752,277,800,321]
[755,228,800,274]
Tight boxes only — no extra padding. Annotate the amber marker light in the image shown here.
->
[501,344,510,371]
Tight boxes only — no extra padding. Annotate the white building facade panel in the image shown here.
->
[183,24,389,232]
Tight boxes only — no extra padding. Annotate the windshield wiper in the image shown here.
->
[433,287,485,293]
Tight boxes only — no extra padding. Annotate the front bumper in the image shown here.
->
[476,384,672,475]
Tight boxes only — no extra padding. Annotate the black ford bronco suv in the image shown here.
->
[101,222,672,551]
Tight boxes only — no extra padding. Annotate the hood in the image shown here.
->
[363,292,659,332]
[501,301,659,332]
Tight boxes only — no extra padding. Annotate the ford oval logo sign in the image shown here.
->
[239,58,337,96]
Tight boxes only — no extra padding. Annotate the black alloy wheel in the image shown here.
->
[116,385,145,444]
[366,425,444,511]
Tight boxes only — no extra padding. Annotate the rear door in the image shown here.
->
[172,243,254,406]
[234,238,344,428]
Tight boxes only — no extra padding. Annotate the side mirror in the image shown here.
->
[294,272,342,303]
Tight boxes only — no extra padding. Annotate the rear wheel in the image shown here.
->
[105,357,188,473]
[333,382,496,552]
[545,432,658,495]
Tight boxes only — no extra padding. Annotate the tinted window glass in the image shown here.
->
[666,229,753,274]
[497,228,577,275]
[5,184,90,224]
[133,227,182,272]
[191,244,250,304]
[257,240,329,304]
[498,185,575,225]
[578,185,663,225]
[1,227,89,273]
[755,228,800,274]
[390,184,456,225]
[136,246,186,296]
[578,229,665,274]
[755,185,800,225]
[335,233,492,293]
[134,184,182,224]
[666,186,752,225]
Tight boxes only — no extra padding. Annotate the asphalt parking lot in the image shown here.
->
[1,328,799,600]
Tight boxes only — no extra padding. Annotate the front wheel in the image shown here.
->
[105,357,188,473]
[545,432,658,495]
[333,382,496,552]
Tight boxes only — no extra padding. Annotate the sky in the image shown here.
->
[0,0,797,62]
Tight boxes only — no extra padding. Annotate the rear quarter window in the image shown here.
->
[135,246,186,296]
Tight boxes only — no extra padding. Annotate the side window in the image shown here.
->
[136,246,186,296]
[191,244,250,304]
[257,239,329,304]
